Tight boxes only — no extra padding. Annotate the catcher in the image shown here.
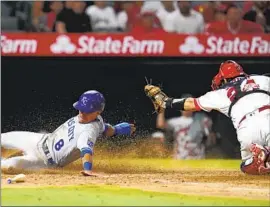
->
[145,60,270,175]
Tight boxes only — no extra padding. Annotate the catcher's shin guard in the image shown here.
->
[241,144,270,175]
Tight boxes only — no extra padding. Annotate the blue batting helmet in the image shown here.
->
[73,90,105,113]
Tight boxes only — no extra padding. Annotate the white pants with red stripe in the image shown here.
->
[237,112,270,161]
[1,131,47,169]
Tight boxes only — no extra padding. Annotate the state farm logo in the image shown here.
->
[205,36,269,54]
[179,36,204,54]
[178,35,269,55]
[1,35,37,54]
[50,35,164,55]
[50,35,76,54]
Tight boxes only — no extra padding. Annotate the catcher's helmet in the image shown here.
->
[211,60,246,90]
[73,90,105,113]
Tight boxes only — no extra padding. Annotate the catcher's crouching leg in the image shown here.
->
[241,144,270,175]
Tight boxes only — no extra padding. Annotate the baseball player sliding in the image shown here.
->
[145,60,270,175]
[1,90,135,176]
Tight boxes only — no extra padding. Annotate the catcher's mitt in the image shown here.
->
[144,84,169,113]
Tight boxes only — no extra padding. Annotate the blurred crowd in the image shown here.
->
[2,1,270,34]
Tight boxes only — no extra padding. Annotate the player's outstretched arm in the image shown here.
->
[166,97,199,112]
[103,123,136,137]
[145,85,201,113]
[80,147,96,176]
[77,132,98,176]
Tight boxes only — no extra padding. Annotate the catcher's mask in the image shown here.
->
[211,60,247,90]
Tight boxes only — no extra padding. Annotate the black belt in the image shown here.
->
[42,139,56,166]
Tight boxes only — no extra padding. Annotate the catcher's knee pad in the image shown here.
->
[250,143,270,162]
[241,144,270,175]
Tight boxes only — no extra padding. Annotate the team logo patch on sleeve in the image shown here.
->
[87,140,94,148]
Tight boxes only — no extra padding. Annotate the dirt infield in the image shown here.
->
[2,168,269,200]
[1,146,270,201]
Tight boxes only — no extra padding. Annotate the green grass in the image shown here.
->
[3,159,267,206]
[2,184,269,206]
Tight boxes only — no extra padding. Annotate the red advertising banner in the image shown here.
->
[1,33,270,57]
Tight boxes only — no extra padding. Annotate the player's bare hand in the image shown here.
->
[130,124,136,135]
[80,170,97,177]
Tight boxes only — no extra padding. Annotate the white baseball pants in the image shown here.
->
[1,131,47,169]
[237,111,270,161]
